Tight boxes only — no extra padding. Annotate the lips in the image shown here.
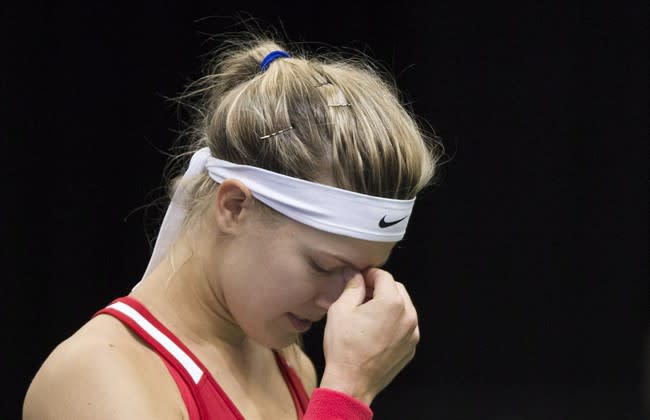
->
[288,313,313,332]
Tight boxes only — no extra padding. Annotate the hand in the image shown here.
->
[319,268,420,405]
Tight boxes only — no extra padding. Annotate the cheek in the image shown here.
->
[229,229,320,313]
[261,259,318,306]
[230,255,317,315]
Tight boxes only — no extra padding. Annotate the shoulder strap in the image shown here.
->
[96,297,204,383]
[273,350,310,415]
[94,297,212,419]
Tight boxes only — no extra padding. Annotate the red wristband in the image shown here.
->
[303,387,373,420]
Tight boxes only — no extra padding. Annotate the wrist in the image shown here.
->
[307,388,373,420]
[320,370,374,406]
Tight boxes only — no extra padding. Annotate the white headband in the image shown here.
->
[140,147,415,280]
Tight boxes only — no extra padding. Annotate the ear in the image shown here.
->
[214,179,255,234]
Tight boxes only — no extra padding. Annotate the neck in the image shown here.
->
[130,225,252,354]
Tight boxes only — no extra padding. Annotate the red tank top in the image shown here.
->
[94,296,310,420]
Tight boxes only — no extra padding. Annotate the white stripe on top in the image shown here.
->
[107,301,204,384]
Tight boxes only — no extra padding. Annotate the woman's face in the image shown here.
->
[220,212,395,349]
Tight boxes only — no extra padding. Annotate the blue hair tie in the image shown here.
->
[260,50,291,71]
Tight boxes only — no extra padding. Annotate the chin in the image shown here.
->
[249,330,298,350]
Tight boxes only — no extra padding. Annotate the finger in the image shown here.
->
[395,282,419,323]
[363,268,399,299]
[362,286,375,304]
[413,324,420,343]
[331,269,365,308]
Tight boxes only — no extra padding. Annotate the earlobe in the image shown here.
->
[214,179,254,233]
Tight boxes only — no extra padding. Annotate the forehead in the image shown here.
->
[286,218,395,269]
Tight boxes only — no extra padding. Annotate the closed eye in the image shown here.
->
[308,258,336,275]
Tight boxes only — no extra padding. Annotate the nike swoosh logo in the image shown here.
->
[378,215,408,228]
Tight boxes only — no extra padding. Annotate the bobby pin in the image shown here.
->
[328,103,352,108]
[259,126,294,140]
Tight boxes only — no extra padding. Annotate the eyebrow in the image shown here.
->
[320,250,393,271]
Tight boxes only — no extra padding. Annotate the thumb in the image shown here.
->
[333,269,366,307]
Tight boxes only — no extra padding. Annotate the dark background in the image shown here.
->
[3,2,646,419]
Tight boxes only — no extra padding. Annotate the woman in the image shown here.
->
[23,34,442,419]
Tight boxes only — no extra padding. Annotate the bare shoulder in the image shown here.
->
[23,314,185,420]
[280,342,318,396]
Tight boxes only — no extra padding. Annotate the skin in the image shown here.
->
[23,179,419,419]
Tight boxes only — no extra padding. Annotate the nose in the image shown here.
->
[314,268,358,310]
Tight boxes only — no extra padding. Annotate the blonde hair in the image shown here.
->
[164,32,444,232]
